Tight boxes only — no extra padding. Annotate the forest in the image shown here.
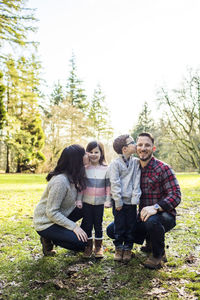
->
[0,0,200,174]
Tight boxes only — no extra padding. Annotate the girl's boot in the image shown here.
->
[94,239,104,258]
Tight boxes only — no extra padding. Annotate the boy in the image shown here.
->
[108,134,141,262]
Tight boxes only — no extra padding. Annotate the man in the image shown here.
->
[107,132,181,269]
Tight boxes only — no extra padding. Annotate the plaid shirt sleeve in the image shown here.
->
[158,165,181,211]
[140,158,181,215]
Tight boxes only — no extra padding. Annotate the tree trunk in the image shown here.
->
[5,144,10,173]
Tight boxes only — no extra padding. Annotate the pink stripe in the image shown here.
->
[83,187,106,197]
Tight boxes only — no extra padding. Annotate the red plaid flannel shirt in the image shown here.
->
[139,157,181,216]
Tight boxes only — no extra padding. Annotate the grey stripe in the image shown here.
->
[86,178,108,188]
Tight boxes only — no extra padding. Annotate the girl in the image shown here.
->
[76,141,111,258]
[33,145,88,256]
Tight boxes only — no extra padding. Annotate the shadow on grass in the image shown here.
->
[0,245,161,300]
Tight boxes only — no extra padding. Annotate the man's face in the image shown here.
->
[136,136,155,162]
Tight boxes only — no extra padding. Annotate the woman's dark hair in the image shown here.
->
[46,144,86,191]
[86,141,107,166]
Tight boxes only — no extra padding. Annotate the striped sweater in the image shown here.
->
[77,165,111,205]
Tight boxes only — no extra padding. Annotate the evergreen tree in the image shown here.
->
[50,81,64,105]
[3,55,45,172]
[66,53,88,112]
[65,53,90,143]
[131,102,156,140]
[0,0,37,48]
[89,85,113,139]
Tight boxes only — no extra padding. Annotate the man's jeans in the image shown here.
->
[107,212,176,257]
[37,207,86,251]
[81,203,104,239]
[113,202,136,250]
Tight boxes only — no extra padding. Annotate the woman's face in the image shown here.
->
[83,153,90,166]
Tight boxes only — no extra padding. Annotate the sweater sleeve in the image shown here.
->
[108,161,123,208]
[46,177,77,231]
[105,168,111,204]
[131,159,141,205]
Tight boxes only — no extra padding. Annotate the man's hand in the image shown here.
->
[140,205,157,222]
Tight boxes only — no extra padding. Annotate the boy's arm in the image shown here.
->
[108,161,123,209]
[104,170,111,208]
[131,159,141,205]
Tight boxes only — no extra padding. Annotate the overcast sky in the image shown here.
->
[28,0,200,134]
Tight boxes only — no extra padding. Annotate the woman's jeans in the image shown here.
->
[81,203,104,239]
[37,207,86,251]
[107,212,176,257]
[112,202,136,250]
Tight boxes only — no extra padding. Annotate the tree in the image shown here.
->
[0,71,6,130]
[0,0,37,48]
[3,55,45,172]
[157,70,200,172]
[66,53,89,112]
[50,81,64,105]
[65,53,90,143]
[89,84,113,139]
[131,101,156,139]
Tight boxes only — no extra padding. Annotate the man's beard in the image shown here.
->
[139,152,153,162]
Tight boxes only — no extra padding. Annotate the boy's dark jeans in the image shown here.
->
[81,203,104,239]
[107,211,176,257]
[112,201,136,250]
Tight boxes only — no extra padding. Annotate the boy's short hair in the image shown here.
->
[113,134,130,154]
[137,132,154,144]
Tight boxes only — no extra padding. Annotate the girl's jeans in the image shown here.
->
[81,203,104,239]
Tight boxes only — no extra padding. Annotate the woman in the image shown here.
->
[33,144,88,256]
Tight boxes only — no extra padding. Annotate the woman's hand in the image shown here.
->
[73,226,88,242]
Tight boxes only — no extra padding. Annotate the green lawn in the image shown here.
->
[0,173,200,299]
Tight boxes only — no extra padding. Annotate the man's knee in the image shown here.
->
[161,212,176,232]
[144,215,161,231]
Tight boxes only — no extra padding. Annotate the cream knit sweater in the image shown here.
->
[33,174,77,231]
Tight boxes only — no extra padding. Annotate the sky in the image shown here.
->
[28,0,200,134]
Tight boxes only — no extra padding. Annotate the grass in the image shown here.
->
[0,173,200,299]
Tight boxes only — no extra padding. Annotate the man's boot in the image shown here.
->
[40,237,56,256]
[94,240,104,258]
[83,239,93,258]
[144,252,167,269]
[123,249,132,262]
[140,239,152,253]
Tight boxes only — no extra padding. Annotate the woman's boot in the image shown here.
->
[83,239,93,258]
[40,237,56,256]
[94,239,103,258]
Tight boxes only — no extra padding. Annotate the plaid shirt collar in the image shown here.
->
[141,156,155,170]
